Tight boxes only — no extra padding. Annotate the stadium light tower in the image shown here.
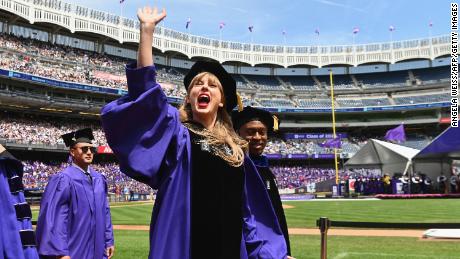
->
[329,70,339,185]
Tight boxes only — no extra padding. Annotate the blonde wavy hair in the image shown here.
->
[179,72,247,167]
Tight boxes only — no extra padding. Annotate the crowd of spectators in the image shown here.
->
[271,166,339,189]
[0,33,125,70]
[266,138,362,155]
[22,161,152,195]
[0,115,107,146]
[22,160,375,191]
[0,113,365,155]
[0,33,186,93]
[0,113,433,156]
[0,33,450,109]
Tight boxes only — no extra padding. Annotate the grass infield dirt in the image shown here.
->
[32,199,460,258]
[112,225,428,238]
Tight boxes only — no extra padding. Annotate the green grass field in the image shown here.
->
[106,199,460,227]
[114,230,460,259]
[283,199,460,228]
[33,199,460,258]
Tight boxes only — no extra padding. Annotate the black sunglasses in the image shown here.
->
[76,146,97,154]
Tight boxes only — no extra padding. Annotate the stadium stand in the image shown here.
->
[0,0,452,197]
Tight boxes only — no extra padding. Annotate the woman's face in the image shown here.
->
[186,73,224,119]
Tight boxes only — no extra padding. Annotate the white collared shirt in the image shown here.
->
[72,163,92,181]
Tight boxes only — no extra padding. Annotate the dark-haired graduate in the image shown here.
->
[36,128,114,259]
[232,106,292,258]
[101,6,287,259]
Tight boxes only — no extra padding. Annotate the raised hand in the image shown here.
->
[137,6,166,32]
[136,6,166,67]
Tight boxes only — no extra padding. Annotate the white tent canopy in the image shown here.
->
[345,139,420,176]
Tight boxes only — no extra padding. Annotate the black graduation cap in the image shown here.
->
[183,60,237,113]
[61,128,94,147]
[231,106,280,134]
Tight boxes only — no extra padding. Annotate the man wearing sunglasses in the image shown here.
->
[36,128,115,259]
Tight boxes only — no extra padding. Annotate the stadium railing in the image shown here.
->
[316,217,460,259]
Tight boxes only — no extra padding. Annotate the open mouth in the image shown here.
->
[197,94,210,108]
[251,142,264,149]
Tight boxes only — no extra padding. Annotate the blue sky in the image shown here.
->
[71,0,453,46]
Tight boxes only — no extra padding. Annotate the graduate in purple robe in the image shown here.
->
[101,6,287,259]
[0,144,39,259]
[232,106,293,258]
[36,128,114,259]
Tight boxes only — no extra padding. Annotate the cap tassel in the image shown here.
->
[237,93,243,112]
[272,115,279,132]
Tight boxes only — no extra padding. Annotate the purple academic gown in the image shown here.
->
[101,63,287,259]
[0,150,39,259]
[36,165,114,258]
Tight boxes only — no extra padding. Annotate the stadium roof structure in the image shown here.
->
[413,127,460,159]
[0,0,451,68]
[345,139,419,176]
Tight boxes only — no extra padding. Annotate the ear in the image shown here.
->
[69,148,75,157]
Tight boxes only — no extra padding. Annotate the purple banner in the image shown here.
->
[312,154,336,159]
[318,137,342,148]
[280,194,315,200]
[286,154,308,159]
[285,133,347,140]
[265,153,337,159]
[384,124,406,142]
[266,154,283,159]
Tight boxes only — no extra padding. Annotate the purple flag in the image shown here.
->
[248,25,254,32]
[318,137,342,148]
[186,18,191,29]
[219,22,226,29]
[315,28,320,35]
[282,29,286,36]
[384,124,406,143]
[429,21,433,27]
[352,27,360,34]
[389,25,395,32]
[119,0,124,3]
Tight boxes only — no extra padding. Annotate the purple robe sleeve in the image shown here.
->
[0,163,25,259]
[104,180,114,248]
[36,174,71,257]
[0,213,5,257]
[101,63,184,189]
[0,156,39,259]
[242,158,287,259]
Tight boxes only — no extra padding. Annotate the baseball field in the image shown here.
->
[34,199,460,258]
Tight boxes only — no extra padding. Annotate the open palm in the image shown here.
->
[137,6,166,29]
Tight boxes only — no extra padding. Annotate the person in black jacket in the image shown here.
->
[232,106,293,258]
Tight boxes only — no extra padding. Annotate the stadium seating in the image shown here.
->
[0,33,451,110]
[355,70,410,89]
[296,98,332,108]
[336,96,391,107]
[280,76,319,91]
[393,92,449,105]
[244,75,286,91]
[412,67,450,85]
